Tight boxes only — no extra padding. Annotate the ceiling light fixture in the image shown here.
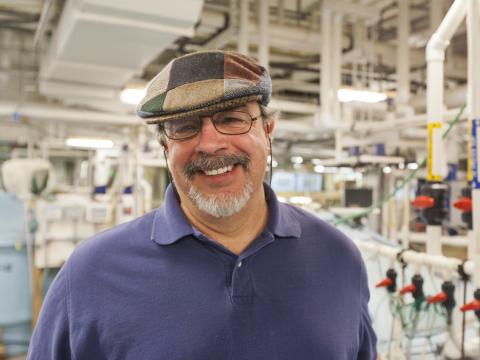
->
[120,88,146,105]
[66,137,114,149]
[337,88,387,103]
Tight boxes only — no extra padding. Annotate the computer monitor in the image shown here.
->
[344,188,373,207]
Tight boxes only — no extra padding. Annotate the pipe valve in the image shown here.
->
[375,269,397,293]
[427,281,455,323]
[399,274,424,301]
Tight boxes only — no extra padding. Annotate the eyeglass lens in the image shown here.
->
[164,111,254,140]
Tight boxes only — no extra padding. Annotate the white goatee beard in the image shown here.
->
[187,180,254,218]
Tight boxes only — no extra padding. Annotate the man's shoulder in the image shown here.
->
[279,202,362,260]
[67,209,157,268]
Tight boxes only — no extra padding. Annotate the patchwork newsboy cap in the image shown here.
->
[136,50,272,124]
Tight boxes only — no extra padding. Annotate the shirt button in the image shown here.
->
[237,261,243,268]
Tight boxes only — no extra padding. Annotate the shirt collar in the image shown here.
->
[151,185,194,245]
[264,183,301,239]
[151,183,301,246]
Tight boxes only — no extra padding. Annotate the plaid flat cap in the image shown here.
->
[137,50,272,124]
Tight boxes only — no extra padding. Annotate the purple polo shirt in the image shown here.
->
[28,184,376,360]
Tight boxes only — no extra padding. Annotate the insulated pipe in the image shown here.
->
[353,239,475,276]
[397,0,410,105]
[467,0,480,289]
[258,0,270,69]
[238,0,249,55]
[0,102,140,126]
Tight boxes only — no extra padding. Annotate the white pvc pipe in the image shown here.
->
[353,239,475,276]
[258,0,269,69]
[427,225,443,255]
[426,0,467,180]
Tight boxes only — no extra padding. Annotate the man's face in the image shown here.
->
[164,101,273,218]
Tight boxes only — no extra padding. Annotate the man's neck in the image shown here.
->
[179,188,269,255]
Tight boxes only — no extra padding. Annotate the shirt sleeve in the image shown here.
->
[357,260,377,360]
[27,265,73,360]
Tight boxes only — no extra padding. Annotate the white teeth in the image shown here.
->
[204,165,234,176]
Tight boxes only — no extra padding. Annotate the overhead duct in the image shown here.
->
[39,0,204,102]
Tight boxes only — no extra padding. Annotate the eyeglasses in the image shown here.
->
[162,110,261,140]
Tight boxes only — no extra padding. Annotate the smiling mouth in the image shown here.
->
[184,153,250,180]
[203,165,234,176]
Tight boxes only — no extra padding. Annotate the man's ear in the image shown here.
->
[265,117,275,137]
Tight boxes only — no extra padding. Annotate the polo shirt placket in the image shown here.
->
[193,227,276,306]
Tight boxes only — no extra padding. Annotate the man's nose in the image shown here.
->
[195,117,228,153]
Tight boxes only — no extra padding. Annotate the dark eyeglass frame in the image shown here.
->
[161,110,262,141]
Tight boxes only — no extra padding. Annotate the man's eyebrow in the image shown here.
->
[223,105,249,112]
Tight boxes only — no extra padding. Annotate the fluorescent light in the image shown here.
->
[383,166,392,174]
[289,196,312,205]
[314,165,325,173]
[66,137,114,149]
[291,156,303,164]
[407,162,418,170]
[120,88,146,105]
[337,88,387,103]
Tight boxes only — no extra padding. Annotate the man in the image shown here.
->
[28,50,377,359]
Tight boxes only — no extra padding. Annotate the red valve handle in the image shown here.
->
[399,283,416,295]
[453,197,472,213]
[427,291,447,304]
[375,278,393,288]
[412,196,435,209]
[460,299,480,312]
